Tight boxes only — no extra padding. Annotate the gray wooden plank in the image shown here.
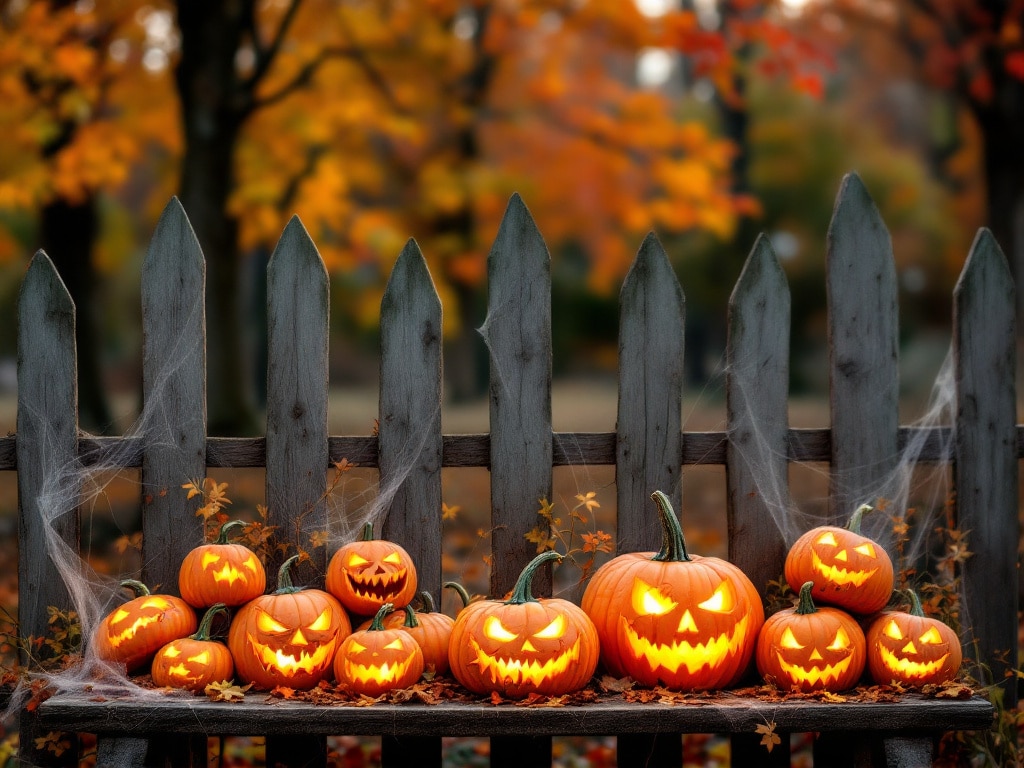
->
[140,197,207,595]
[826,173,899,523]
[726,234,791,599]
[379,239,443,601]
[953,228,1018,706]
[616,233,684,554]
[484,193,553,598]
[266,215,330,584]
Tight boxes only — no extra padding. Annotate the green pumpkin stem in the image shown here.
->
[650,491,691,563]
[119,579,151,597]
[847,504,873,534]
[444,581,472,608]
[192,603,228,641]
[402,605,421,629]
[418,591,437,613]
[795,581,819,615]
[274,555,304,594]
[215,520,247,545]
[506,551,562,605]
[369,602,395,631]
[361,522,374,541]
[903,589,926,617]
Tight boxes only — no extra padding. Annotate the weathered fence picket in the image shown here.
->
[8,173,1011,767]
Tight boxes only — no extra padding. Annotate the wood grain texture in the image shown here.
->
[616,233,684,554]
[826,173,899,522]
[954,229,1018,705]
[140,197,207,595]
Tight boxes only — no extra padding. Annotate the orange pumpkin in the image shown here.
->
[866,589,962,686]
[152,603,234,692]
[335,603,425,696]
[358,591,454,675]
[228,555,350,690]
[785,503,894,615]
[179,519,266,608]
[581,491,764,690]
[325,523,418,616]
[756,581,866,692]
[93,580,197,672]
[449,551,600,698]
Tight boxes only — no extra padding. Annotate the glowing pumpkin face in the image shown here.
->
[449,551,600,698]
[756,581,866,692]
[866,590,962,686]
[94,580,198,672]
[358,592,454,674]
[326,524,418,616]
[228,556,351,690]
[179,520,266,608]
[581,492,764,690]
[785,504,894,614]
[335,603,425,696]
[151,604,234,692]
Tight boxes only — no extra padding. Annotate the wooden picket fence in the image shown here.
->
[8,173,1012,766]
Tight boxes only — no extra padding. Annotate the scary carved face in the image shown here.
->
[867,611,962,686]
[179,542,266,608]
[334,622,425,696]
[94,582,198,672]
[151,638,234,692]
[326,538,418,616]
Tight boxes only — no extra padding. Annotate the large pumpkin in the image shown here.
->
[228,555,350,690]
[326,523,418,616]
[785,503,894,615]
[93,580,197,672]
[581,491,764,690]
[866,589,962,687]
[152,603,234,692]
[449,551,599,698]
[359,592,454,675]
[179,519,266,608]
[756,581,866,692]
[335,603,425,696]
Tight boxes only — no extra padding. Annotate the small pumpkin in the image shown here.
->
[179,519,266,608]
[866,589,962,686]
[785,503,894,615]
[359,591,454,675]
[152,603,234,692]
[449,551,600,698]
[334,603,425,696]
[581,491,764,690]
[228,555,350,690]
[325,523,418,616]
[93,580,197,672]
[756,581,867,692]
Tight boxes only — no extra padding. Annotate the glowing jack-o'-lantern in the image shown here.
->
[785,504,894,615]
[866,589,962,686]
[756,581,866,692]
[449,551,600,698]
[227,555,350,690]
[335,603,426,696]
[581,491,764,690]
[326,523,418,616]
[93,580,198,672]
[179,520,267,608]
[152,603,234,692]
[359,592,455,675]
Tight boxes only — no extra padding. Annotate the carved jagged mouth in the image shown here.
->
[347,569,408,601]
[247,634,337,676]
[469,636,581,686]
[620,615,749,675]
[342,656,416,687]
[106,600,173,647]
[776,651,853,688]
[203,553,261,586]
[812,550,877,587]
[879,644,949,679]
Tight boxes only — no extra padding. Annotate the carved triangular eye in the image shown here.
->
[827,627,851,652]
[697,581,735,613]
[631,578,677,616]
[308,607,332,631]
[187,651,211,664]
[816,532,838,547]
[202,552,222,568]
[349,640,367,654]
[383,552,403,564]
[483,616,518,642]
[257,610,289,634]
[780,628,804,649]
[853,543,876,558]
[384,638,405,651]
[534,615,566,639]
[919,627,943,645]
[884,620,904,641]
[348,554,369,567]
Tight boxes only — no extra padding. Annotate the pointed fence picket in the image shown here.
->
[9,174,1012,768]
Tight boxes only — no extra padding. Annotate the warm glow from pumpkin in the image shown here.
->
[345,567,410,603]
[780,628,803,649]
[631,579,677,616]
[483,616,519,642]
[246,634,338,675]
[621,614,751,675]
[468,634,583,686]
[348,554,370,567]
[106,600,173,647]
[811,549,878,587]
[775,629,855,687]
[308,607,332,631]
[884,619,904,640]
[256,610,289,634]
[534,615,566,639]
[878,644,950,678]
[198,552,261,586]
[697,582,735,613]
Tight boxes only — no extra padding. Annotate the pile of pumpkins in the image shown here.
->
[93,493,962,699]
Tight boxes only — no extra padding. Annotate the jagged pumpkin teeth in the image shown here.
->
[326,524,419,615]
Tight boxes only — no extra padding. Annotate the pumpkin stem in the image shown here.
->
[192,603,229,641]
[215,520,247,545]
[847,503,873,534]
[402,605,421,629]
[444,581,471,608]
[369,602,395,631]
[119,579,151,598]
[274,555,304,594]
[506,551,562,605]
[361,522,374,541]
[795,581,818,615]
[903,589,926,617]
[418,590,437,613]
[650,491,691,563]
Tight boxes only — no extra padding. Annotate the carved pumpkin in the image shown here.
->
[335,603,426,696]
[228,555,350,690]
[866,589,962,686]
[152,603,234,692]
[326,523,418,616]
[756,581,866,692]
[785,503,894,614]
[359,592,454,675]
[581,491,764,690]
[93,580,197,672]
[449,551,600,698]
[179,520,266,608]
